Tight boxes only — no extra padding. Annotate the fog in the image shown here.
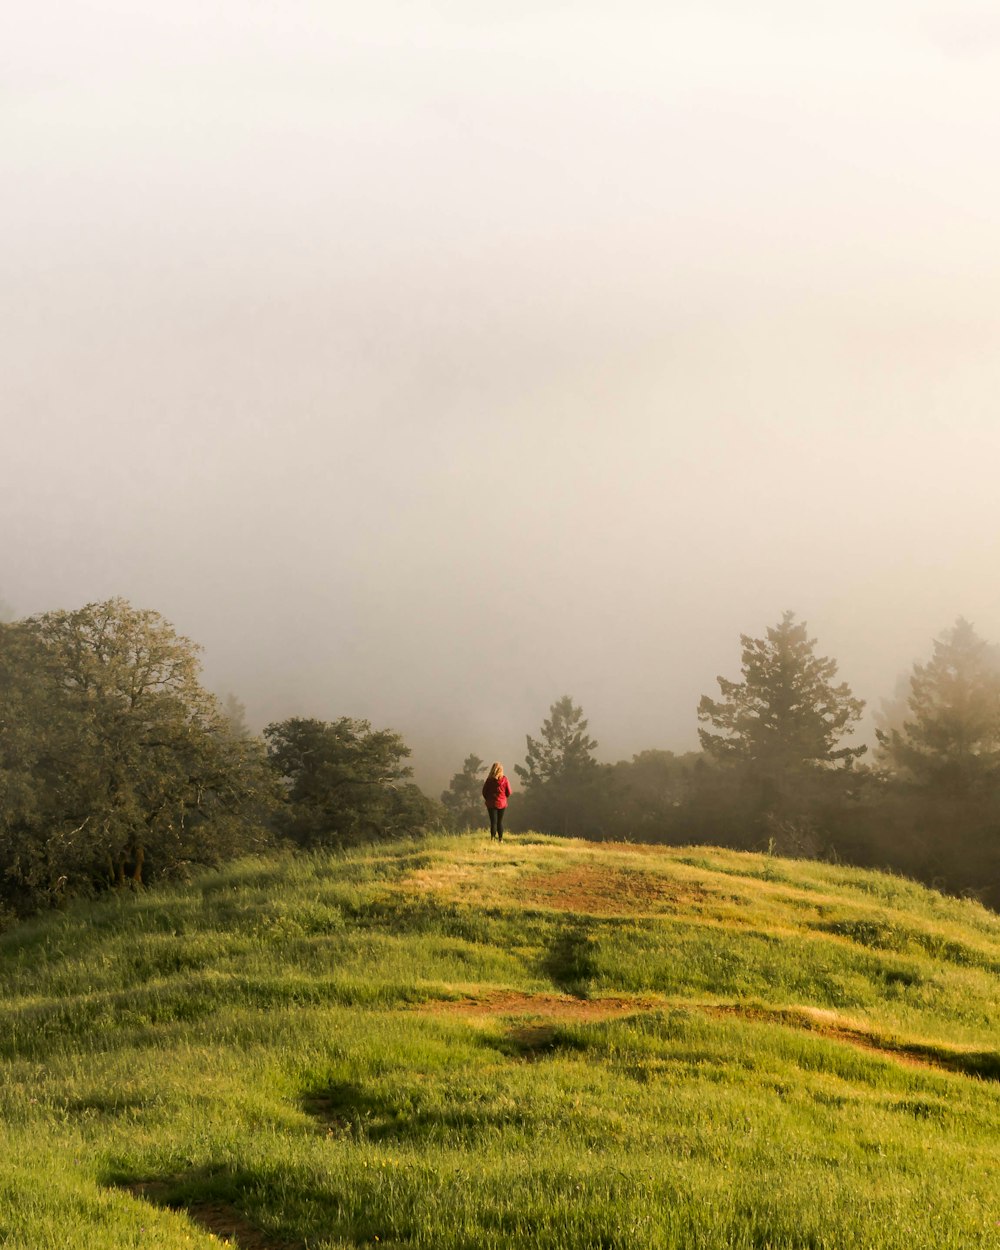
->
[4,1,1000,791]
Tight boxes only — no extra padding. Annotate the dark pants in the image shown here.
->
[488,806,506,840]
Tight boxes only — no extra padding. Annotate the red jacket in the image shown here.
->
[482,774,511,809]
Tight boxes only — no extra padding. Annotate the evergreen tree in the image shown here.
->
[698,612,866,780]
[514,696,600,836]
[515,695,598,791]
[264,716,431,846]
[440,753,486,830]
[876,618,1000,794]
[221,692,251,740]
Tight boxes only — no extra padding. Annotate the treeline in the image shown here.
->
[0,599,437,920]
[444,613,1000,910]
[3,599,1000,919]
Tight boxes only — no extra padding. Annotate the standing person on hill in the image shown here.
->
[482,762,512,842]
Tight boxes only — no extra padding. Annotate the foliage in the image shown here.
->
[514,696,599,835]
[0,835,999,1248]
[220,692,251,740]
[876,618,1000,795]
[599,750,705,841]
[516,695,598,790]
[851,620,1000,910]
[698,612,866,778]
[0,600,274,913]
[264,716,440,847]
[440,753,486,830]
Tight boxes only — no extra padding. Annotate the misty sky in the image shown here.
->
[4,2,1000,791]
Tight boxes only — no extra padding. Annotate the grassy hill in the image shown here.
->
[2,832,999,1250]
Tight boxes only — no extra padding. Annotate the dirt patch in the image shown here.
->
[406,862,484,894]
[122,1181,303,1250]
[421,989,663,1020]
[705,1003,998,1078]
[420,992,998,1080]
[521,866,710,915]
[706,1003,933,1069]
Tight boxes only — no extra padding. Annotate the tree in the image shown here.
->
[0,600,274,911]
[440,754,486,830]
[698,612,866,780]
[601,750,703,842]
[515,696,598,792]
[0,621,69,908]
[514,696,600,836]
[877,618,1000,795]
[264,716,434,846]
[220,693,251,740]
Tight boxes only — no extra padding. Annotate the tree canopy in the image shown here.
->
[877,618,1000,794]
[515,696,598,792]
[264,716,438,846]
[0,599,273,912]
[512,696,601,836]
[698,612,866,777]
[440,753,486,830]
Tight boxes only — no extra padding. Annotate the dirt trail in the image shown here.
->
[425,989,664,1019]
[418,990,986,1077]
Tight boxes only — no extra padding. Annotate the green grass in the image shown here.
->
[1,832,999,1248]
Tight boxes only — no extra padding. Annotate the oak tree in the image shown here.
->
[0,599,273,910]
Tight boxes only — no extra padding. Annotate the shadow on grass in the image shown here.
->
[300,1079,382,1133]
[113,1171,307,1250]
[300,1073,543,1142]
[488,1021,591,1062]
[900,1042,1000,1082]
[541,922,597,998]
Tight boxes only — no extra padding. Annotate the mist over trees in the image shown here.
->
[697,612,866,776]
[490,615,1000,909]
[691,612,867,857]
[2,598,1000,920]
[515,695,600,835]
[440,754,486,831]
[876,618,1000,795]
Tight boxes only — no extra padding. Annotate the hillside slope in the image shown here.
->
[1,833,999,1249]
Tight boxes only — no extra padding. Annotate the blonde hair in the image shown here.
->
[488,762,504,780]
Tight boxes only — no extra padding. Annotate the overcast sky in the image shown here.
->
[4,1,1000,790]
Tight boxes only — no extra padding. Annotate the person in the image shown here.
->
[482,761,512,842]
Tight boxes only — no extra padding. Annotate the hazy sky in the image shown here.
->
[4,2,1000,790]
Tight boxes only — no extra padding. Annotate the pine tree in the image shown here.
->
[515,696,598,791]
[221,693,251,740]
[440,754,486,830]
[698,612,866,779]
[877,618,1000,794]
[513,696,600,837]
